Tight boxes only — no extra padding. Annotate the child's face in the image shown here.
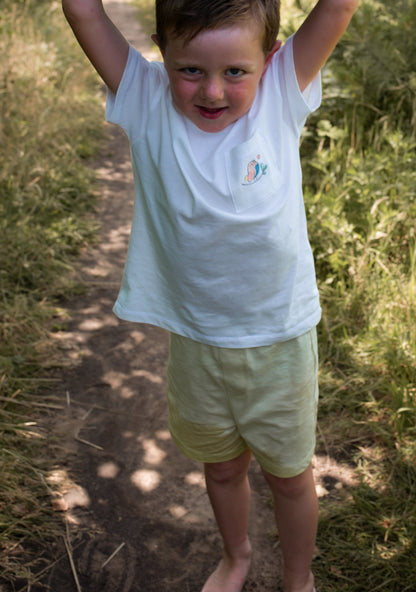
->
[156,22,277,133]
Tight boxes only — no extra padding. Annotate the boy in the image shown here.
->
[62,1,359,591]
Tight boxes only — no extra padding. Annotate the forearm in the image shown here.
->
[302,0,359,42]
[294,0,359,90]
[62,0,129,94]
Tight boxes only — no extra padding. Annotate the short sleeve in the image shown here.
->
[105,46,166,140]
[269,35,321,130]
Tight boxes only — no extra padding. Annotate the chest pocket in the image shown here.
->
[225,130,283,213]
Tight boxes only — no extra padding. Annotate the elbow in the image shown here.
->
[341,0,360,15]
[62,0,101,25]
[62,0,77,20]
[62,0,81,24]
[326,0,359,24]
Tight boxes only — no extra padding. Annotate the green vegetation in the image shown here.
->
[1,0,415,590]
[0,0,103,583]
[284,1,416,590]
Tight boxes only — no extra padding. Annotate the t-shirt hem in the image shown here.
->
[112,301,321,348]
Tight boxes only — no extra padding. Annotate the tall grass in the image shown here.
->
[289,0,416,589]
[0,0,103,584]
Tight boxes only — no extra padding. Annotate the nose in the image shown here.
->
[201,76,224,102]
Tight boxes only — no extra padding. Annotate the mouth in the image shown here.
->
[196,105,227,120]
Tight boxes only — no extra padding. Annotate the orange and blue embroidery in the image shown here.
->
[242,155,267,185]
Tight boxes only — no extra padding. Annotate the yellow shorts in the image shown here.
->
[167,328,319,478]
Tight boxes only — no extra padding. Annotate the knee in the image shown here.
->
[262,465,314,500]
[204,449,251,485]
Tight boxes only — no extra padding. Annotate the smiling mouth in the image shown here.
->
[196,105,227,119]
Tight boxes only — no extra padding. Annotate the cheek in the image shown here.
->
[228,82,258,109]
[170,77,197,105]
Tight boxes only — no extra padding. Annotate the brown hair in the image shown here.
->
[155,0,280,54]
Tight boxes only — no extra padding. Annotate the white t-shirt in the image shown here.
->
[106,35,322,347]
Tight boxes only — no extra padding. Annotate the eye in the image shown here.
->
[227,68,244,77]
[181,67,201,75]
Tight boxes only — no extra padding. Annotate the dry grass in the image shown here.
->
[0,0,104,586]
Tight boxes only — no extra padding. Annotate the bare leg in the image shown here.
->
[263,464,318,592]
[201,449,253,592]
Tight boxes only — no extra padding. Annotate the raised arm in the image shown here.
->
[62,0,129,94]
[293,0,359,91]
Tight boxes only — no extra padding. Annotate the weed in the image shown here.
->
[291,1,416,589]
[0,0,103,585]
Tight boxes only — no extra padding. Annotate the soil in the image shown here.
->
[9,3,356,591]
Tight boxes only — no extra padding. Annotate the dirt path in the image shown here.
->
[29,2,290,591]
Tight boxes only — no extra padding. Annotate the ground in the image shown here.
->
[11,3,355,591]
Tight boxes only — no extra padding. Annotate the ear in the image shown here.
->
[262,40,282,75]
[151,33,163,54]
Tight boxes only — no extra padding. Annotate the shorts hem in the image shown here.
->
[169,429,248,465]
[255,449,315,478]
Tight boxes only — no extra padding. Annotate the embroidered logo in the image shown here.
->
[242,155,268,185]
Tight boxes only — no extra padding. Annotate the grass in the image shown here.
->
[293,1,416,589]
[0,0,103,382]
[0,0,104,585]
[0,427,60,584]
[1,0,415,590]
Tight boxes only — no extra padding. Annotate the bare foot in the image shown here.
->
[201,544,251,592]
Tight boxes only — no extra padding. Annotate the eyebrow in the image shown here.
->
[171,58,256,70]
